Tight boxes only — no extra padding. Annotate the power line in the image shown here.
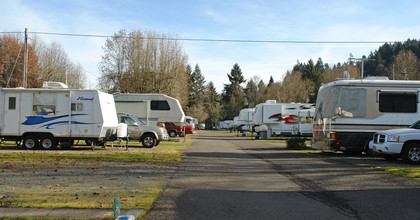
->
[1,31,391,44]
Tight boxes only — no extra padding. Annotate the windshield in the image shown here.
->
[133,117,145,125]
[409,120,420,129]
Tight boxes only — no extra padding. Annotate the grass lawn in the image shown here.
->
[0,137,192,216]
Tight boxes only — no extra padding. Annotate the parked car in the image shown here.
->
[369,120,420,164]
[165,122,193,137]
[117,113,168,148]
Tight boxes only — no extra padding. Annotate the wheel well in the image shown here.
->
[363,137,373,152]
[402,140,420,153]
[141,132,157,140]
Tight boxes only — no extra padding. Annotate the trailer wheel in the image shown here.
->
[402,143,420,164]
[41,136,58,150]
[23,135,39,149]
[142,134,156,148]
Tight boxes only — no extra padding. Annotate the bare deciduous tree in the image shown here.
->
[390,49,420,80]
[33,37,87,88]
[98,29,189,106]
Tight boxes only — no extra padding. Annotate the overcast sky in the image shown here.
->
[1,0,420,92]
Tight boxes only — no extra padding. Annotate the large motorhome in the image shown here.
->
[0,83,119,150]
[114,93,185,126]
[253,101,315,139]
[312,78,420,154]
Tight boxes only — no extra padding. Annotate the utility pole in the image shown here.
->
[22,28,28,88]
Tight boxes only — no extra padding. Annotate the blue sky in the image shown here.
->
[1,0,420,92]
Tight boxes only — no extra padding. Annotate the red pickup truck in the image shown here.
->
[164,122,193,137]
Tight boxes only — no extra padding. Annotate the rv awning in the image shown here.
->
[115,99,145,103]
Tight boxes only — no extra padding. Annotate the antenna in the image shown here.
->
[348,57,375,79]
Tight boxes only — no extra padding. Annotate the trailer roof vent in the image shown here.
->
[42,82,68,89]
[265,100,276,104]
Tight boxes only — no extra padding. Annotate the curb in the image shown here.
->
[0,208,143,219]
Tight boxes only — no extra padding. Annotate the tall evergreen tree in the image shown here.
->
[186,64,207,119]
[204,81,222,129]
[222,63,247,119]
[268,76,274,86]
[188,64,206,107]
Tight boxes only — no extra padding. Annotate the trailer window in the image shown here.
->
[339,88,366,117]
[71,103,84,111]
[8,97,16,110]
[33,93,56,116]
[151,100,170,110]
[379,93,417,113]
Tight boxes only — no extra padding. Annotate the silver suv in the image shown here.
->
[117,113,169,148]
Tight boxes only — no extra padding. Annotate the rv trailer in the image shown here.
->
[237,108,254,131]
[114,93,185,126]
[253,101,315,139]
[0,83,119,149]
[312,78,420,155]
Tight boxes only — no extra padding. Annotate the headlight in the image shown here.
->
[387,135,399,142]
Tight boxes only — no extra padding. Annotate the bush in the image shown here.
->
[286,137,307,150]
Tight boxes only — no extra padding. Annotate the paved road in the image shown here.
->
[144,130,420,220]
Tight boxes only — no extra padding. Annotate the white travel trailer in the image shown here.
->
[237,108,254,131]
[114,93,185,126]
[0,83,119,150]
[253,101,315,139]
[312,78,420,155]
[185,116,198,129]
[219,120,233,130]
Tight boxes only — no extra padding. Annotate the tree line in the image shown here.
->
[1,29,420,129]
[0,33,87,89]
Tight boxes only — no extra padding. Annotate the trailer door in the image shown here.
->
[3,93,20,134]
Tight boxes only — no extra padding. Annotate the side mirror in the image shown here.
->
[133,122,139,126]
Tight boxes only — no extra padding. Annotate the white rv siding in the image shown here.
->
[0,88,118,145]
[253,102,315,137]
[312,79,420,153]
[114,93,185,126]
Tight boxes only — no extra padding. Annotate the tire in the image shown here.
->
[142,134,156,148]
[155,141,161,146]
[23,135,39,150]
[41,136,58,150]
[168,130,177,138]
[402,143,420,164]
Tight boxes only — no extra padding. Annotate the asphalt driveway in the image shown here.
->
[144,130,420,220]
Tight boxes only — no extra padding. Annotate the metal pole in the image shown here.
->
[23,28,28,88]
[361,59,364,79]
